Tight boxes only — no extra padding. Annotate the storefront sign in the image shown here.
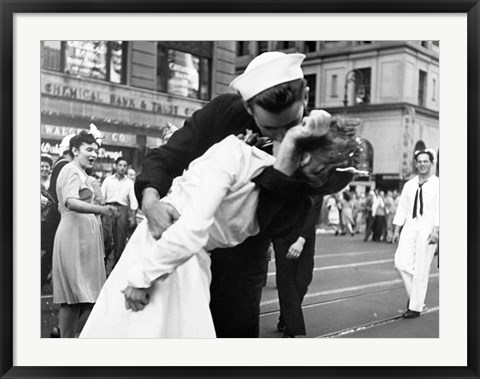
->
[41,140,124,160]
[42,73,203,118]
[41,124,137,147]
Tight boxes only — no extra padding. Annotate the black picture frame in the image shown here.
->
[1,1,479,378]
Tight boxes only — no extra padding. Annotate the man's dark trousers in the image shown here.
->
[105,203,129,265]
[209,233,270,338]
[273,230,315,336]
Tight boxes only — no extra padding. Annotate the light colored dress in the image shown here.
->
[80,136,275,338]
[341,198,354,226]
[52,162,106,304]
[326,196,340,225]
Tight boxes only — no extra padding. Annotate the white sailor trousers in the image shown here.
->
[394,218,437,312]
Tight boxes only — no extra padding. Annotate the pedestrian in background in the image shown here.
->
[340,191,355,236]
[40,154,53,190]
[393,149,439,318]
[127,167,136,181]
[372,189,386,242]
[101,157,138,268]
[389,190,400,243]
[126,167,138,237]
[384,190,394,242]
[363,190,375,241]
[41,135,74,291]
[273,196,322,338]
[326,194,340,235]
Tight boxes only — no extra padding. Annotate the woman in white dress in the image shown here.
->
[80,113,366,338]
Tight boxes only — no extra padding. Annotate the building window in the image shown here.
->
[330,74,338,98]
[305,41,317,53]
[257,41,269,54]
[304,74,316,110]
[41,41,62,71]
[276,41,295,50]
[41,41,127,84]
[421,41,429,48]
[355,68,371,105]
[236,41,250,56]
[418,70,427,106]
[157,45,211,100]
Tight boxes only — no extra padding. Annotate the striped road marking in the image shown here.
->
[267,258,394,276]
[260,273,439,307]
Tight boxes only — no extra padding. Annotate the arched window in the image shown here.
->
[357,138,374,175]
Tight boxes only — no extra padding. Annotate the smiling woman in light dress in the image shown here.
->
[80,114,367,339]
[52,131,118,338]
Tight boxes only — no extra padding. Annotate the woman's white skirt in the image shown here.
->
[80,220,216,338]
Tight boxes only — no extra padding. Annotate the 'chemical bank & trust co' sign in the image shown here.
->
[41,73,204,118]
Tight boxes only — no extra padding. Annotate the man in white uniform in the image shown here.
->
[392,149,439,318]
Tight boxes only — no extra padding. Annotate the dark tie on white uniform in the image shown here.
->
[412,182,425,218]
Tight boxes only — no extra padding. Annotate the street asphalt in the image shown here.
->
[41,232,439,339]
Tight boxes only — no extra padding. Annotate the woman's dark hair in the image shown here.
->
[247,78,307,112]
[343,191,351,201]
[69,131,98,151]
[297,116,366,195]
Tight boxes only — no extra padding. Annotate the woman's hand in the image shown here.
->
[122,286,150,312]
[286,237,306,259]
[102,205,119,218]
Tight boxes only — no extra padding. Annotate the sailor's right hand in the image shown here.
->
[142,188,180,239]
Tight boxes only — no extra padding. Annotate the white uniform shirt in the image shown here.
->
[126,135,275,289]
[393,175,439,227]
[101,174,138,210]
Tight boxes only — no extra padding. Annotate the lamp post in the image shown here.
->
[343,69,365,114]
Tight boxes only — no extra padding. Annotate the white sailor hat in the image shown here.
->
[230,51,306,101]
[58,134,75,155]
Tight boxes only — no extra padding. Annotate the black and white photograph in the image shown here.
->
[39,40,440,339]
[2,7,478,378]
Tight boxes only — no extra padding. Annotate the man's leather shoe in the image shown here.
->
[50,326,60,338]
[403,309,421,319]
[282,333,295,338]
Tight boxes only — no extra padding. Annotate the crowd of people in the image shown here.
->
[40,51,439,338]
[319,189,400,243]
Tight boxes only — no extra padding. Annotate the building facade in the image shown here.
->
[41,41,237,179]
[234,41,440,192]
